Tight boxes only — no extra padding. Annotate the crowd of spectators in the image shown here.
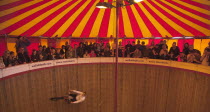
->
[0,36,210,68]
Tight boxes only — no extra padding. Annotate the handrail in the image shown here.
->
[0,58,209,80]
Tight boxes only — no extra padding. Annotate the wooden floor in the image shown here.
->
[0,64,209,112]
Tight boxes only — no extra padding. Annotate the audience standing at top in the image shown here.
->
[1,36,210,68]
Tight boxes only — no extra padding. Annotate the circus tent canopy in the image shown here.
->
[0,0,209,38]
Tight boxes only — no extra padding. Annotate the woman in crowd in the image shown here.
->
[200,49,209,66]
[169,42,180,61]
[2,50,10,67]
[83,51,90,58]
[18,47,30,64]
[183,43,189,56]
[89,49,96,57]
[8,51,19,66]
[159,44,169,60]
[133,48,142,58]
[31,50,39,62]
[0,56,5,68]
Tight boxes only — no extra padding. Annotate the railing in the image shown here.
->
[0,58,209,80]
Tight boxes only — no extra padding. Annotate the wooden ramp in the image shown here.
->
[0,64,209,112]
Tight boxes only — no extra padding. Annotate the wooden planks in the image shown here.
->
[0,64,209,112]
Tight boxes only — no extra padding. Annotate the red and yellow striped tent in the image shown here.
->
[0,0,209,38]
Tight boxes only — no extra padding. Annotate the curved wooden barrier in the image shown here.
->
[0,58,209,112]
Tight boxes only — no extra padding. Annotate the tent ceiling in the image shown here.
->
[0,0,209,38]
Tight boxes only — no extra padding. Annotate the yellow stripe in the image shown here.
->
[89,0,109,37]
[160,0,209,25]
[121,6,134,38]
[33,0,81,37]
[137,3,172,37]
[130,5,151,37]
[0,0,42,17]
[174,0,210,15]
[194,39,202,52]
[7,43,16,55]
[159,1,210,36]
[0,0,19,6]
[145,1,192,36]
[53,0,91,37]
[165,39,178,51]
[107,3,116,38]
[10,0,70,35]
[0,0,58,30]
[192,0,210,5]
[72,0,99,37]
[200,39,210,54]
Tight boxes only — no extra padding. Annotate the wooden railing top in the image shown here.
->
[0,58,209,80]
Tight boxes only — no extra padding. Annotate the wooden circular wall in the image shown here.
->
[0,64,209,112]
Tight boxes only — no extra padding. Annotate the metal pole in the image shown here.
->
[114,1,119,112]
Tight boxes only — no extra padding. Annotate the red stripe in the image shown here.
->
[124,2,142,37]
[155,0,206,36]
[62,0,96,37]
[21,0,76,36]
[80,0,104,37]
[0,0,51,23]
[43,0,86,37]
[150,0,209,30]
[165,0,210,20]
[142,2,182,37]
[133,3,161,37]
[1,0,66,35]
[98,0,112,37]
[0,0,31,11]
[119,8,125,38]
[181,0,210,10]
[80,9,100,37]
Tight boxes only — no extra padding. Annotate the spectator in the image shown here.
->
[0,56,5,68]
[2,50,10,67]
[125,41,132,50]
[135,40,141,49]
[46,43,54,55]
[38,54,45,61]
[83,51,90,58]
[130,41,136,57]
[60,45,66,55]
[37,45,47,60]
[200,49,209,66]
[47,48,56,60]
[169,42,180,61]
[31,50,39,62]
[66,47,74,59]
[104,47,111,57]
[77,43,84,58]
[89,50,96,57]
[7,51,19,66]
[118,41,123,57]
[18,47,30,64]
[151,45,159,59]
[132,48,141,58]
[159,44,169,60]
[178,52,187,62]
[73,44,78,58]
[187,51,200,64]
[183,43,190,55]
[55,48,61,59]
[139,41,146,56]
[15,36,31,54]
[142,46,151,58]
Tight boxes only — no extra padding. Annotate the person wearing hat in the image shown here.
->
[15,36,31,54]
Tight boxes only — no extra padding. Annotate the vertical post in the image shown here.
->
[114,1,119,112]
